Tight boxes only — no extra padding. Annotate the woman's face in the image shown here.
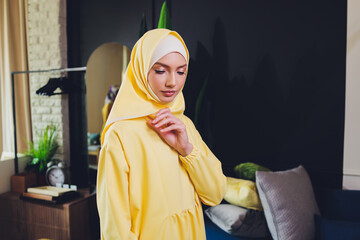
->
[148,52,187,103]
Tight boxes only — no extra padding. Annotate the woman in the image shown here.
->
[97,28,227,240]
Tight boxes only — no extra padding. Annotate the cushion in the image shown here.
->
[205,204,269,238]
[224,177,263,210]
[315,214,360,240]
[256,165,320,240]
[234,162,271,181]
[204,213,270,240]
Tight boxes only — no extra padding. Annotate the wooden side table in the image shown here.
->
[0,189,99,240]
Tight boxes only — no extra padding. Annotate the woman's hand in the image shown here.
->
[148,108,193,156]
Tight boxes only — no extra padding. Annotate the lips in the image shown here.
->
[162,91,176,97]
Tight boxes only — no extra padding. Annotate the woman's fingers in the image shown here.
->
[159,123,182,133]
[154,116,179,128]
[157,107,171,115]
[151,108,186,132]
[148,108,191,156]
[152,108,171,124]
[147,119,161,134]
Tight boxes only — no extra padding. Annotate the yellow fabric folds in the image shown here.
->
[224,177,263,211]
[97,29,227,240]
[101,29,189,145]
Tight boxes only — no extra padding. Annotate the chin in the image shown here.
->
[159,98,175,104]
[160,95,178,104]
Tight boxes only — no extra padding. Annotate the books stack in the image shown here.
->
[20,186,80,204]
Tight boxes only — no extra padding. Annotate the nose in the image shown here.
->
[165,72,176,88]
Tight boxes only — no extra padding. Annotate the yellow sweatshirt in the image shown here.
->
[97,115,227,240]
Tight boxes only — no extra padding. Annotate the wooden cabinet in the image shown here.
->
[0,189,99,240]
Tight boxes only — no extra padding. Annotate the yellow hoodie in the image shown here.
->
[97,29,227,240]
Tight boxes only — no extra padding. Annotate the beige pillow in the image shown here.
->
[224,177,263,211]
[256,165,320,240]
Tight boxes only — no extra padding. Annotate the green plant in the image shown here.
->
[194,73,210,126]
[139,12,148,38]
[25,123,59,175]
[158,1,172,30]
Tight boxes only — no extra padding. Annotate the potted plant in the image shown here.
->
[25,123,59,184]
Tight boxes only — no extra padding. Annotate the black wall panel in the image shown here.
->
[67,0,346,189]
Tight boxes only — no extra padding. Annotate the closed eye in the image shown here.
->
[155,70,165,74]
[177,71,185,75]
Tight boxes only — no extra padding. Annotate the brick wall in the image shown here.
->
[27,0,69,164]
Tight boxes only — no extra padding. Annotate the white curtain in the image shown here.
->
[0,0,32,159]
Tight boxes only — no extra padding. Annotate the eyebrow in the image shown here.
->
[154,62,187,68]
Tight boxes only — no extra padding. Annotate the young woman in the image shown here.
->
[97,28,227,240]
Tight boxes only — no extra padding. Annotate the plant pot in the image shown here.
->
[11,172,37,193]
[37,174,46,186]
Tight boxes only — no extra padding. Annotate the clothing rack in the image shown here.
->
[11,66,87,174]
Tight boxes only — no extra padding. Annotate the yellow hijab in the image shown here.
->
[101,29,190,145]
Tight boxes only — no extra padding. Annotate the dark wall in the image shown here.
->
[67,0,347,189]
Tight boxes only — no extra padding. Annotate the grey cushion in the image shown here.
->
[205,204,269,238]
[256,165,320,240]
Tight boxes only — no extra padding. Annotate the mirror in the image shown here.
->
[85,43,131,166]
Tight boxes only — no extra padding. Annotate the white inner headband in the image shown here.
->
[147,34,188,102]
[149,34,188,69]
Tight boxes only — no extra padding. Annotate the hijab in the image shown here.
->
[101,29,190,145]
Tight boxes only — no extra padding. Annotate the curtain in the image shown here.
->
[0,0,32,159]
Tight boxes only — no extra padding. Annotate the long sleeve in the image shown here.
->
[96,130,137,240]
[179,117,227,206]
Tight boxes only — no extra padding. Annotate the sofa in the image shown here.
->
[204,166,360,240]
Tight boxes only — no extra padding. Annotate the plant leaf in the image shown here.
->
[194,74,209,125]
[25,122,59,174]
[158,1,172,30]
[30,158,39,165]
[139,12,148,38]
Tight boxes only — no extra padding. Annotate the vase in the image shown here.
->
[11,172,37,193]
[37,174,46,186]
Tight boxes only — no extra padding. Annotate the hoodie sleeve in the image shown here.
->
[179,116,227,206]
[96,129,138,240]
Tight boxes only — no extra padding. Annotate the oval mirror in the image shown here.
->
[85,42,131,164]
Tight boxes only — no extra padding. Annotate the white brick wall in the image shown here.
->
[27,0,69,163]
